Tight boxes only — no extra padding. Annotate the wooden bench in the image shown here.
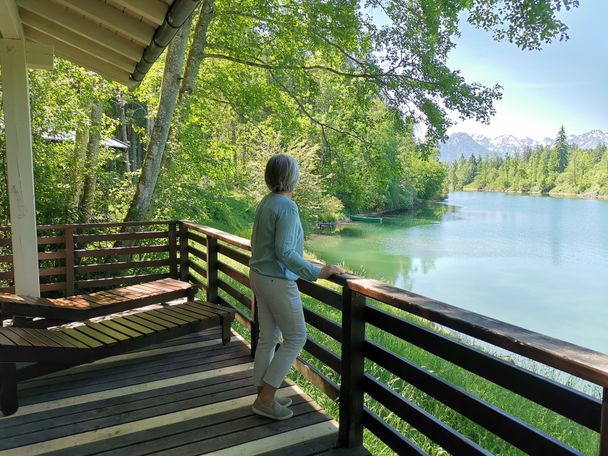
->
[0,300,235,416]
[0,278,197,326]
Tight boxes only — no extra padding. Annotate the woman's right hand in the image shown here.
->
[319,264,344,279]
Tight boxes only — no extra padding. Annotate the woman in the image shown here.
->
[249,154,343,420]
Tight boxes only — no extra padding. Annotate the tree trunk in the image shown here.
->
[179,0,214,104]
[79,102,103,222]
[124,17,192,222]
[71,121,90,209]
[162,1,215,174]
[129,126,138,170]
[118,93,131,173]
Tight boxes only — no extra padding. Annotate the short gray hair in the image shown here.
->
[265,154,300,193]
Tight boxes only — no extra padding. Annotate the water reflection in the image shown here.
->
[307,192,608,353]
[549,198,563,266]
[310,203,455,288]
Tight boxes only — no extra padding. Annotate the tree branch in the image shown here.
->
[268,69,368,144]
[202,52,377,79]
[219,10,372,71]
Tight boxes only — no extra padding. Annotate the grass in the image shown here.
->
[190,243,600,455]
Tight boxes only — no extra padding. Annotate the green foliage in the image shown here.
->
[1,0,579,231]
[404,151,447,201]
[241,133,344,230]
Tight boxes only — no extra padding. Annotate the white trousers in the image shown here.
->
[250,270,307,388]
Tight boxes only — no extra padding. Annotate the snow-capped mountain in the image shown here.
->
[439,132,495,163]
[439,129,608,162]
[569,129,608,149]
[489,135,530,155]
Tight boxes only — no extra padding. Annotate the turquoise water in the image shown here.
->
[307,192,608,354]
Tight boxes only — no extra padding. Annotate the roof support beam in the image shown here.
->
[52,0,155,46]
[25,41,54,69]
[0,38,41,297]
[24,26,134,88]
[18,0,142,61]
[110,0,169,26]
[0,0,22,39]
[21,12,136,72]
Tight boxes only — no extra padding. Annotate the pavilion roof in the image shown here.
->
[0,0,200,88]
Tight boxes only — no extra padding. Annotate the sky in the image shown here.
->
[446,2,608,140]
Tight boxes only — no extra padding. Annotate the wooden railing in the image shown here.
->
[1,220,607,454]
[182,222,608,456]
[0,221,179,297]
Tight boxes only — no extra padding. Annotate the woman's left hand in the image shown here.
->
[319,264,344,279]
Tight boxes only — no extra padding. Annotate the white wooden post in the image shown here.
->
[0,38,41,296]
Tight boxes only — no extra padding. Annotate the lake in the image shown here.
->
[307,192,608,354]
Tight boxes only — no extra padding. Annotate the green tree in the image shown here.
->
[555,125,569,172]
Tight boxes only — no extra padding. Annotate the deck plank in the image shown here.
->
[18,348,251,403]
[0,329,343,456]
[258,433,341,456]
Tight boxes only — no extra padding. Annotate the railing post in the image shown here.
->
[206,235,218,303]
[601,387,608,456]
[168,222,178,279]
[339,286,366,448]
[179,222,189,282]
[64,225,75,296]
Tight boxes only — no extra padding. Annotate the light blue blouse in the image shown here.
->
[249,193,321,282]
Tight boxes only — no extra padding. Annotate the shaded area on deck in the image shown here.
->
[0,328,345,455]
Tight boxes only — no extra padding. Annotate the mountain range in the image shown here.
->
[439,129,608,162]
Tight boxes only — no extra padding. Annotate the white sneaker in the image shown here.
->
[252,398,294,420]
[275,396,293,407]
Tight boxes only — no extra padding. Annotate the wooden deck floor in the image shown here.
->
[0,328,346,455]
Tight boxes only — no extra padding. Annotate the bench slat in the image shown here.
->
[125,283,158,296]
[0,301,233,354]
[0,332,17,346]
[132,311,179,329]
[148,308,193,325]
[78,294,105,308]
[41,329,89,349]
[85,322,132,342]
[123,314,166,331]
[53,296,93,310]
[87,291,128,305]
[106,287,146,300]
[96,320,143,339]
[62,328,104,349]
[27,329,71,348]
[168,304,214,319]
[172,304,218,321]
[184,301,230,318]
[74,326,121,345]
[160,306,208,321]
[130,282,164,294]
[18,328,63,348]
[113,317,156,335]
[1,329,36,347]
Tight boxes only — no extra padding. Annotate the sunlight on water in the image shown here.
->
[307,192,608,353]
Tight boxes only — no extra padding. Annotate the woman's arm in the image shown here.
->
[274,208,321,282]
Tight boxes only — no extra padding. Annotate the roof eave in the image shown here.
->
[129,0,201,89]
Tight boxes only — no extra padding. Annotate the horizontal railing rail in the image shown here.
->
[181,221,608,455]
